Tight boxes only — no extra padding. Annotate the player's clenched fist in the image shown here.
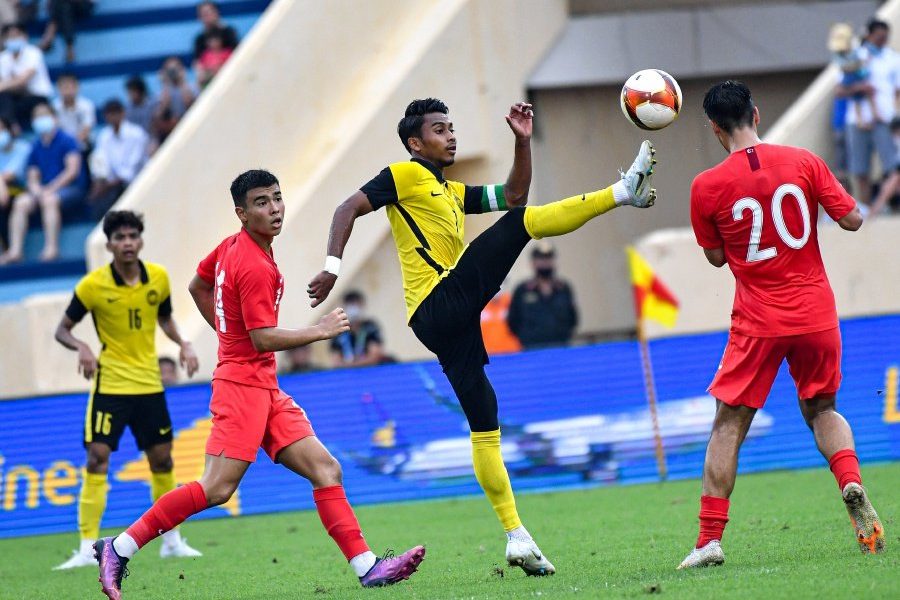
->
[317,307,350,339]
[307,271,337,308]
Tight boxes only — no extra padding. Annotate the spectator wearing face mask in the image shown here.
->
[507,242,579,349]
[0,22,52,133]
[329,290,387,368]
[0,102,86,264]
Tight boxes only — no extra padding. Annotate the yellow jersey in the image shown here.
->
[361,158,507,320]
[65,261,172,395]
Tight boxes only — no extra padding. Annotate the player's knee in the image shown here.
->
[204,481,239,507]
[86,450,110,473]
[149,455,174,473]
[313,455,343,487]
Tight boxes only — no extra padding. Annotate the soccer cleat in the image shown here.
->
[93,537,129,600]
[677,540,725,569]
[53,544,99,570]
[159,535,203,558]
[505,538,556,576]
[842,482,886,554]
[618,140,657,208]
[359,546,426,587]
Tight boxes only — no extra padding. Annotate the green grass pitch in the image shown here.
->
[2,463,898,599]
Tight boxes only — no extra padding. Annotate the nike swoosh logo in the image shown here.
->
[106,298,119,303]
[430,191,442,197]
[159,426,172,435]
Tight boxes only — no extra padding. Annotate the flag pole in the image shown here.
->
[637,317,668,481]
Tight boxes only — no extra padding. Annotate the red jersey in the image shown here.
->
[690,143,856,337]
[197,228,284,389]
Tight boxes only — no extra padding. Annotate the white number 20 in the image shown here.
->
[732,183,810,263]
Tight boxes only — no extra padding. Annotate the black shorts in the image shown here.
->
[411,208,532,393]
[84,391,173,451]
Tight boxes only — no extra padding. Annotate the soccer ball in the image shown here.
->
[620,69,682,130]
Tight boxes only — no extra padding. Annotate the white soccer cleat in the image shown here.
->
[53,544,99,570]
[160,535,203,558]
[505,538,555,576]
[619,140,657,208]
[842,482,886,554]
[677,540,725,569]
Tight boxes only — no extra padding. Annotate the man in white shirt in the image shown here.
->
[837,19,900,208]
[88,99,148,220]
[52,73,95,149]
[0,22,53,132]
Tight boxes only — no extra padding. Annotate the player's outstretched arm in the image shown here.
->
[188,274,216,330]
[158,314,199,377]
[503,102,533,207]
[54,315,97,380]
[307,192,373,307]
[248,308,350,352]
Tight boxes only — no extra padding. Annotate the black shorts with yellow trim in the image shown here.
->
[84,390,173,451]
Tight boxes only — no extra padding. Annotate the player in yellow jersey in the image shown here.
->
[52,210,202,569]
[308,99,658,575]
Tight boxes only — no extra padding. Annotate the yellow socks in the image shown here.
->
[471,429,522,531]
[151,470,177,502]
[78,470,109,540]
[524,186,617,239]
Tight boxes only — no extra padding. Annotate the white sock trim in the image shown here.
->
[349,550,377,577]
[612,180,630,206]
[113,533,139,559]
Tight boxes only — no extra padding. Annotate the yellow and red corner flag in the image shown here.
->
[626,246,679,328]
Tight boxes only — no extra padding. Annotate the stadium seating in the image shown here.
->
[0,0,272,285]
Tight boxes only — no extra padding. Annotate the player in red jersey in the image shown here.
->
[93,170,425,599]
[678,81,884,569]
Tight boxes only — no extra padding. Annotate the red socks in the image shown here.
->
[829,448,862,490]
[696,495,730,548]
[125,481,208,548]
[313,485,370,560]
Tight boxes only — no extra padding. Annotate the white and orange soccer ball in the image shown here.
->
[620,69,682,130]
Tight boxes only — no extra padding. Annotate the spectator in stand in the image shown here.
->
[868,116,900,219]
[159,356,178,386]
[0,102,86,264]
[330,290,387,367]
[0,116,31,250]
[481,287,521,355]
[124,75,155,138]
[195,29,233,88]
[281,345,322,375]
[836,19,900,209]
[0,22,53,132]
[87,99,148,220]
[507,242,578,349]
[52,73,94,149]
[38,0,95,64]
[193,1,238,63]
[153,56,196,145]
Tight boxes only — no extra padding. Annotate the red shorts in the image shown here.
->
[708,327,842,409]
[206,379,315,463]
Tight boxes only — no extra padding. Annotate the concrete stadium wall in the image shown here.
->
[0,0,568,398]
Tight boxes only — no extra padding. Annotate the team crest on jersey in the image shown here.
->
[146,289,160,305]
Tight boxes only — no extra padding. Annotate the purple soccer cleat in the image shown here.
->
[359,546,426,587]
[93,537,129,600]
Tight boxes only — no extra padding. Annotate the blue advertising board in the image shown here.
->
[2,315,899,538]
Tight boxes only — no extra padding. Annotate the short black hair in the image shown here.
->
[103,210,144,240]
[702,80,755,134]
[2,23,25,36]
[103,98,125,114]
[397,98,449,153]
[198,1,220,12]
[125,75,148,95]
[57,72,79,84]
[33,101,55,116]
[343,289,365,304]
[868,18,889,35]
[230,169,279,207]
[158,356,177,369]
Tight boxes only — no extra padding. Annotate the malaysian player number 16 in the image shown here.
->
[732,183,810,263]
